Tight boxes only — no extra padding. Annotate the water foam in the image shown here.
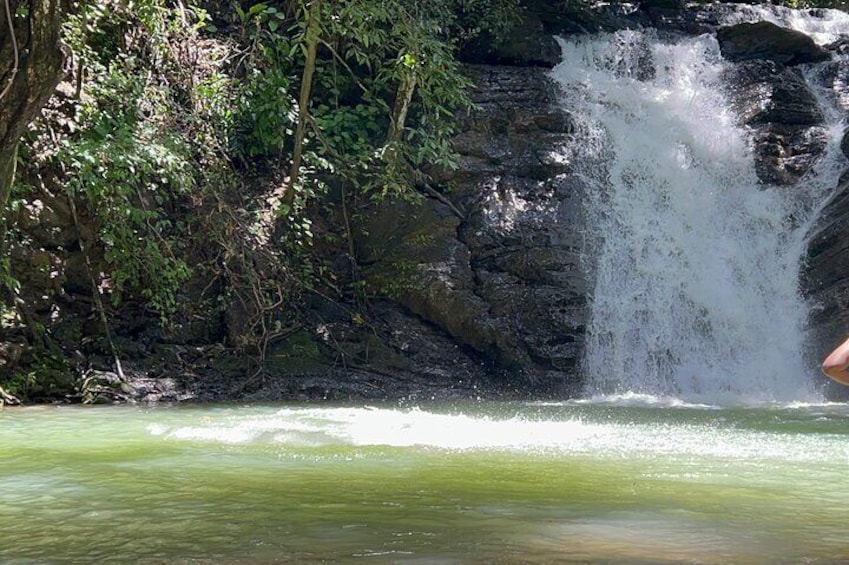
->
[146,405,849,464]
[550,28,847,403]
[149,407,603,450]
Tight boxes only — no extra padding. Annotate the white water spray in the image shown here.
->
[550,28,847,403]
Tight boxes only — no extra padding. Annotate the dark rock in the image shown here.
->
[728,63,823,126]
[356,65,588,396]
[13,197,78,248]
[640,0,685,9]
[802,175,849,387]
[526,0,647,35]
[460,12,561,68]
[752,125,828,186]
[235,302,506,402]
[842,129,849,160]
[724,61,826,185]
[717,21,831,66]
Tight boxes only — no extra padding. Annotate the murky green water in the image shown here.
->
[2,399,849,563]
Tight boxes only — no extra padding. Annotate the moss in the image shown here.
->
[366,259,424,300]
[265,331,325,373]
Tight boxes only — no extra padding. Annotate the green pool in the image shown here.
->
[2,399,848,563]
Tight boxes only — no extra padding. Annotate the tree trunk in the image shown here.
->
[0,0,72,246]
[387,72,416,144]
[284,0,321,209]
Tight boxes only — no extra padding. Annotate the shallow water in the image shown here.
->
[3,400,849,563]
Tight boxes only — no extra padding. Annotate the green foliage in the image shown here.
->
[233,38,297,159]
[3,350,74,401]
[0,255,19,298]
[1,369,36,399]
[453,0,523,44]
[229,0,480,200]
[367,258,425,299]
[9,0,516,363]
[42,4,200,319]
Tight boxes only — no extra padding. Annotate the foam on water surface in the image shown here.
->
[145,404,849,466]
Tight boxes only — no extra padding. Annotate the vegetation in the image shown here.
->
[0,0,522,401]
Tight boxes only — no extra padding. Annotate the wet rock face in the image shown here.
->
[723,60,827,186]
[799,59,849,397]
[357,66,587,396]
[454,66,586,393]
[802,174,849,401]
[805,175,849,306]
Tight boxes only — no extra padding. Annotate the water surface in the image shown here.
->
[3,400,848,563]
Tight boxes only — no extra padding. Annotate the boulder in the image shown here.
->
[717,21,830,66]
[460,12,561,68]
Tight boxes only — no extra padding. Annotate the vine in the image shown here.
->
[0,0,18,102]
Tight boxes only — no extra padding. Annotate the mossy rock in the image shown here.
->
[265,331,325,373]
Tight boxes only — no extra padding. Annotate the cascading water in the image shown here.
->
[551,23,848,403]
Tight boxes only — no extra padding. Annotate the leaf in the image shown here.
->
[400,53,417,68]
[248,3,269,18]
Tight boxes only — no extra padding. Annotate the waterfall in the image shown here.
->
[550,26,847,403]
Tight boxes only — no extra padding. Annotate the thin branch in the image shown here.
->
[0,0,19,102]
[285,0,322,207]
[318,38,372,96]
[420,182,465,220]
[67,190,126,381]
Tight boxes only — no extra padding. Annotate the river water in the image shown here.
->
[2,400,849,564]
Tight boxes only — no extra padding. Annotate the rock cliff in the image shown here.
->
[356,64,585,396]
